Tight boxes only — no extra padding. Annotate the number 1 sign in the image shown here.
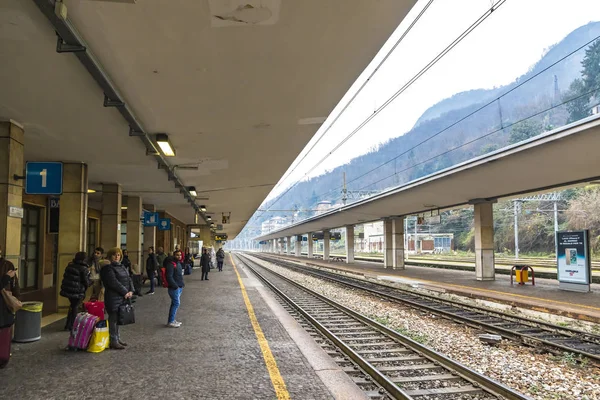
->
[25,162,63,195]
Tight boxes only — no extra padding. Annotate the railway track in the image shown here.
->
[253,253,600,364]
[235,253,530,400]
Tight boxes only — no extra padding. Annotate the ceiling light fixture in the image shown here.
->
[188,187,197,197]
[199,205,207,212]
[156,133,175,156]
[207,216,212,221]
[87,189,96,193]
[121,206,128,210]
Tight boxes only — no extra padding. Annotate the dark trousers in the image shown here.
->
[146,269,155,292]
[108,311,120,345]
[217,260,223,271]
[65,298,81,330]
[201,270,209,280]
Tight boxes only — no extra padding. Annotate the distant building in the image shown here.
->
[260,216,288,235]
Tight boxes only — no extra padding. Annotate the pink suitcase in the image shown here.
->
[84,301,105,321]
[0,326,11,368]
[68,313,99,350]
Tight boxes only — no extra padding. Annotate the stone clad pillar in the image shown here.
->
[345,225,355,263]
[384,219,393,268]
[295,235,302,257]
[101,184,122,250]
[474,201,496,281]
[392,217,405,269]
[323,230,330,261]
[307,232,314,258]
[287,236,292,255]
[127,196,143,274]
[57,163,89,310]
[0,120,24,270]
[143,204,156,262]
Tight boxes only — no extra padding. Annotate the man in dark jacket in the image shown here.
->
[156,247,167,286]
[100,248,134,350]
[60,252,91,331]
[165,249,184,328]
[200,248,210,281]
[145,246,158,295]
[216,248,225,272]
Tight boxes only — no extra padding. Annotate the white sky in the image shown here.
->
[266,0,600,202]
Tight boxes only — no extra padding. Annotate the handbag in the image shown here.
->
[1,289,22,314]
[117,300,135,326]
[87,320,109,353]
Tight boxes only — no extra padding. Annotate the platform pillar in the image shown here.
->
[345,225,355,263]
[323,230,330,261]
[57,163,89,310]
[143,204,156,261]
[101,183,122,250]
[307,232,314,258]
[287,236,292,255]
[384,219,393,268]
[126,196,142,274]
[295,235,302,257]
[474,201,495,281]
[392,217,405,270]
[0,120,24,281]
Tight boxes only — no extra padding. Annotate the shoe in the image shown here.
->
[110,342,126,350]
[174,320,183,326]
[167,322,180,328]
[118,340,128,347]
[206,278,209,280]
[201,278,204,281]
[145,291,155,295]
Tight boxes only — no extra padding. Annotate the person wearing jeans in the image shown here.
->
[165,250,185,327]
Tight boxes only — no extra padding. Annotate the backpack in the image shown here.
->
[160,266,169,288]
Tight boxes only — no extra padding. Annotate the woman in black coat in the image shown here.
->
[100,247,133,350]
[60,252,91,331]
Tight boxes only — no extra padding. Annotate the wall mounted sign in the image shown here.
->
[25,162,63,195]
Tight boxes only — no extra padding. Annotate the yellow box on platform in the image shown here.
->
[515,268,528,283]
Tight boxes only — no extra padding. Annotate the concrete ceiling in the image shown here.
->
[257,116,600,241]
[0,0,416,239]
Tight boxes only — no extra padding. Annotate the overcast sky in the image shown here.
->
[265,0,600,202]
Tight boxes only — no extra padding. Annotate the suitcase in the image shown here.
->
[0,326,11,369]
[84,301,105,321]
[68,313,99,351]
[132,274,143,295]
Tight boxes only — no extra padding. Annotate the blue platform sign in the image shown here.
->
[25,162,63,195]
[143,211,159,227]
[158,218,171,231]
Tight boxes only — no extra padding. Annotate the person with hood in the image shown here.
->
[60,252,92,331]
[100,247,134,350]
[200,248,210,281]
[88,247,104,301]
[216,248,225,272]
[0,246,20,369]
[145,246,158,295]
[156,247,167,287]
[164,250,184,328]
[122,249,133,276]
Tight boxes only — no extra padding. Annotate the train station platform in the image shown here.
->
[1,256,365,400]
[261,253,600,324]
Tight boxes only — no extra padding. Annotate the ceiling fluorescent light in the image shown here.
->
[156,133,175,156]
[188,187,197,197]
[200,205,207,212]
[87,189,96,193]
[121,206,128,210]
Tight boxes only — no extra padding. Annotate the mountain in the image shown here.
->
[245,21,600,236]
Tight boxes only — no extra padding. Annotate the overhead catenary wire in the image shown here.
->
[259,0,506,216]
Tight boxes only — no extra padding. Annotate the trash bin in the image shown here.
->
[13,301,43,343]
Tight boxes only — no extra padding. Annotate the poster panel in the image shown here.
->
[556,230,591,285]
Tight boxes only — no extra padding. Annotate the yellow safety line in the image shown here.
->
[230,254,291,400]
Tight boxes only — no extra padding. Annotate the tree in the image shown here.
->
[582,39,600,93]
[565,185,600,253]
[564,79,590,123]
[508,119,543,144]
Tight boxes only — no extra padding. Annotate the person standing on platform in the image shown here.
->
[200,248,210,281]
[88,247,104,301]
[216,248,225,272]
[165,250,184,328]
[100,247,134,350]
[60,252,91,331]
[0,247,20,369]
[145,246,158,295]
[156,247,167,287]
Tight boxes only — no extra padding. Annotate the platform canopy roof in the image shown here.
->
[0,0,416,238]
[256,116,600,241]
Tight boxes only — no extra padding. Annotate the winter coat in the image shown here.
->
[100,261,134,313]
[156,252,167,269]
[122,255,133,275]
[164,256,185,290]
[146,253,158,272]
[216,249,225,261]
[0,258,19,329]
[60,261,91,300]
[200,253,211,272]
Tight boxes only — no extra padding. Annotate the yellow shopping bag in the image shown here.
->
[87,322,109,353]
